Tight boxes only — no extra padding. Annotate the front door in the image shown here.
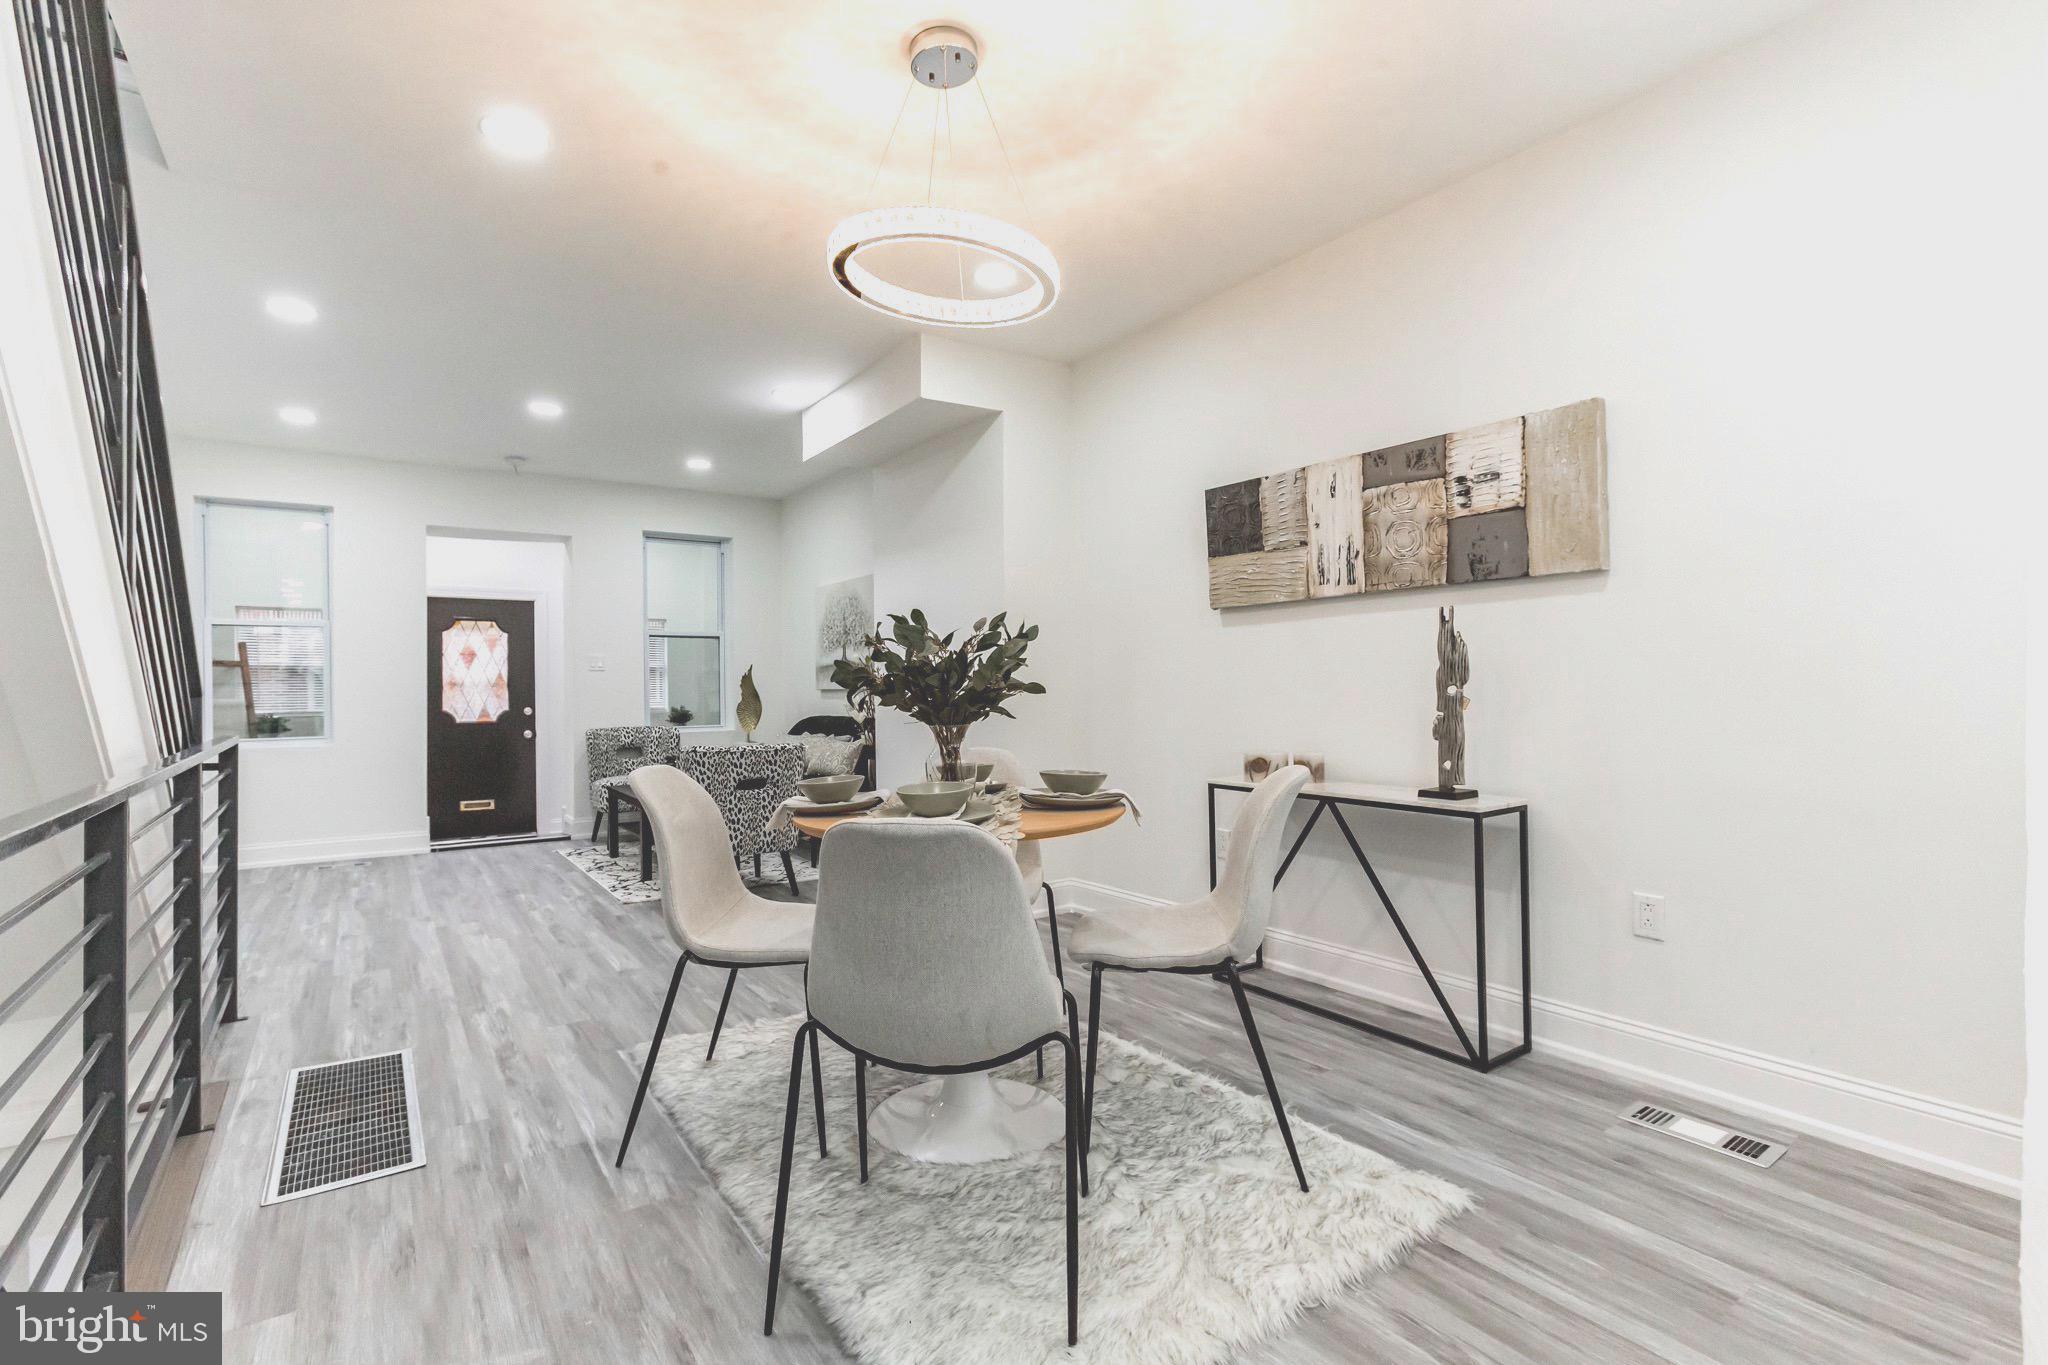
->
[427,596,537,842]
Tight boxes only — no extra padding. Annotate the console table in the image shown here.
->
[1207,779,1531,1072]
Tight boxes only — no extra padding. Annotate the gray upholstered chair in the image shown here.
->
[763,820,1085,1347]
[585,725,681,841]
[677,741,805,894]
[961,745,1063,979]
[1065,763,1313,1192]
[613,766,827,1168]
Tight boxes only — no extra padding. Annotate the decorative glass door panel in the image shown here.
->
[441,619,511,723]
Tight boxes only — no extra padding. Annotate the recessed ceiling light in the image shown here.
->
[278,405,317,427]
[684,455,713,473]
[264,293,318,325]
[479,105,550,161]
[525,397,564,419]
[972,260,1020,292]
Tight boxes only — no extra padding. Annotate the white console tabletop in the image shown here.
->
[1207,778,1528,817]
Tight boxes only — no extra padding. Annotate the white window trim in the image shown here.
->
[198,498,335,746]
[642,533,727,731]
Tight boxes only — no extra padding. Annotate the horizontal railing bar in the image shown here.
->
[129,837,190,894]
[127,875,189,944]
[0,740,233,862]
[200,769,223,789]
[0,852,107,941]
[0,1093,113,1285]
[202,854,232,897]
[0,913,111,1031]
[128,1000,189,1116]
[203,796,232,825]
[126,919,189,1001]
[199,827,226,864]
[30,1155,108,1291]
[130,796,190,841]
[0,1035,111,1203]
[127,959,190,1061]
[204,978,232,1041]
[66,1218,107,1291]
[127,1068,189,1191]
[0,980,108,1116]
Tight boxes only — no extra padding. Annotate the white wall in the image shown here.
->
[171,439,786,865]
[1053,0,2040,1190]
[424,533,571,836]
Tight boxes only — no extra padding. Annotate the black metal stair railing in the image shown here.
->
[12,0,201,756]
[0,740,241,1292]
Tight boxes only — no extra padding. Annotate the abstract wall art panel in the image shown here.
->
[1208,545,1311,607]
[1305,454,1366,598]
[1523,397,1609,575]
[1448,508,1530,583]
[1446,417,1526,517]
[1203,478,1264,558]
[1202,397,1605,608]
[1364,434,1446,489]
[1363,479,1447,591]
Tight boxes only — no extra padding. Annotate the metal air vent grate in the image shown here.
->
[263,1050,424,1204]
[1622,1101,1786,1169]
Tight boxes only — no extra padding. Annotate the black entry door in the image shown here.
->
[427,597,537,842]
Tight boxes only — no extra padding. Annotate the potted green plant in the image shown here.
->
[665,704,694,727]
[831,610,1044,781]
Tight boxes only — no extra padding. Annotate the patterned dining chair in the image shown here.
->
[676,742,807,894]
[586,725,682,842]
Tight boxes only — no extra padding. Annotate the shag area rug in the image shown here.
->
[644,1015,1470,1365]
[560,844,817,905]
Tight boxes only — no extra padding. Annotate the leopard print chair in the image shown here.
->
[586,725,683,841]
[676,742,806,886]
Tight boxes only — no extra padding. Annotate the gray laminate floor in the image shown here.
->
[170,844,2019,1364]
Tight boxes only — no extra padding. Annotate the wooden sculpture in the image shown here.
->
[1422,607,1476,800]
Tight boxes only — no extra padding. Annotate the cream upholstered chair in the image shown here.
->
[1065,763,1313,1192]
[613,765,827,1168]
[763,820,1085,1347]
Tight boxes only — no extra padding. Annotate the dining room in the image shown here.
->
[1,0,2035,1361]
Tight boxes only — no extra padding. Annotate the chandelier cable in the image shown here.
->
[866,80,915,202]
[974,74,1037,237]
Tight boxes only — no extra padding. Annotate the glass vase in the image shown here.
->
[927,724,972,782]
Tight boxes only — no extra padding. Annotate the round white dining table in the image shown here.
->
[789,800,1125,1164]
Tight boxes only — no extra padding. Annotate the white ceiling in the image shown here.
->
[112,0,1822,498]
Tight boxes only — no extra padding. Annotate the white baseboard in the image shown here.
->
[241,828,429,869]
[1051,877,2020,1197]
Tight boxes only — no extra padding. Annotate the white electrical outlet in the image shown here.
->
[1632,892,1666,941]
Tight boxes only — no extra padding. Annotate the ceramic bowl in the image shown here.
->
[897,781,974,817]
[1040,769,1108,795]
[798,775,862,804]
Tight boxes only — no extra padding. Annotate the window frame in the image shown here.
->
[198,497,335,746]
[642,533,727,731]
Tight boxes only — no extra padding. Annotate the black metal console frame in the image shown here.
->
[1206,781,1532,1073]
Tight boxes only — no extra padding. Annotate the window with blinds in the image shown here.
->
[644,536,724,728]
[201,501,332,740]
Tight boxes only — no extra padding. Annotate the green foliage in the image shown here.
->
[250,713,290,737]
[829,610,1045,728]
[666,705,694,726]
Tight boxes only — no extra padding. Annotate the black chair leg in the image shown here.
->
[1044,882,1065,987]
[705,968,739,1060]
[616,952,688,1167]
[1083,965,1104,1165]
[809,1026,828,1158]
[1057,1032,1079,1345]
[854,1055,870,1183]
[754,852,763,881]
[781,852,800,896]
[764,1022,812,1336]
[1222,962,1309,1193]
[1065,995,1089,1196]
[590,810,603,842]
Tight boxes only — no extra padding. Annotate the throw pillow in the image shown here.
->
[799,734,862,777]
